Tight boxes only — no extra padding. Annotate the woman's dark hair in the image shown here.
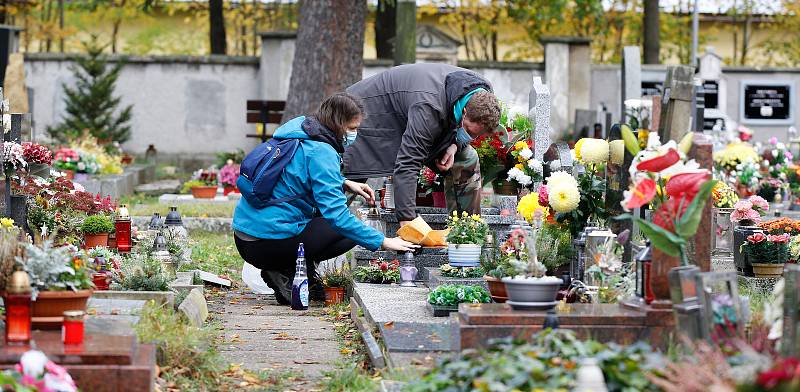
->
[316,92,364,138]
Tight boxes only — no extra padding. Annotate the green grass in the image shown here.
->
[182,231,243,281]
[120,193,236,218]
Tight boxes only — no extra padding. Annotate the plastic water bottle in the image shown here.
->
[291,243,309,310]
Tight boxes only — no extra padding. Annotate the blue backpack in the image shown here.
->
[237,138,304,209]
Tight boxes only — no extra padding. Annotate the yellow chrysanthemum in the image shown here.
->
[549,183,581,213]
[713,142,760,167]
[573,138,586,161]
[579,138,610,165]
[609,140,625,165]
[514,141,528,151]
[515,163,524,170]
[517,193,549,222]
[546,171,578,189]
[0,218,14,228]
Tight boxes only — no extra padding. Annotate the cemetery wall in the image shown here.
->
[22,52,799,159]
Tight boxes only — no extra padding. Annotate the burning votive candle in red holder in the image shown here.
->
[5,267,32,344]
[62,310,85,345]
[115,204,132,253]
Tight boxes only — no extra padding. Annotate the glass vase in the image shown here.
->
[711,208,734,257]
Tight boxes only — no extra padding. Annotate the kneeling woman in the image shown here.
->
[233,93,416,305]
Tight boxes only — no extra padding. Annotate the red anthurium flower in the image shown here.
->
[653,197,690,232]
[665,171,711,198]
[623,178,657,210]
[636,148,681,173]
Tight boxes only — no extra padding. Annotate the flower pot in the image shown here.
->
[492,179,518,196]
[752,263,785,278]
[432,191,446,208]
[734,226,762,277]
[28,163,51,179]
[484,276,508,303]
[447,244,482,267]
[501,276,562,310]
[712,208,735,257]
[223,185,239,196]
[63,170,75,180]
[84,233,109,249]
[429,303,459,317]
[191,186,218,199]
[650,248,681,302]
[92,273,110,291]
[32,289,93,329]
[324,287,346,306]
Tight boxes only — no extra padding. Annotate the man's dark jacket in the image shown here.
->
[343,63,492,222]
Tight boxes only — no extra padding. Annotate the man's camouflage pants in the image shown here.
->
[444,145,482,216]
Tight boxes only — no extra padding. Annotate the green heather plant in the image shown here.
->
[181,180,207,194]
[112,253,170,291]
[407,329,661,392]
[427,284,490,307]
[80,214,114,235]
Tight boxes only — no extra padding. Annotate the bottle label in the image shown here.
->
[299,280,309,307]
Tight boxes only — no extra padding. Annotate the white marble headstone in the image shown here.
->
[529,76,552,163]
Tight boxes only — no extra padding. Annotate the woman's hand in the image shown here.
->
[382,237,419,252]
[344,180,375,204]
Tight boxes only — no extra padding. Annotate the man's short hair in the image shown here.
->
[464,91,501,133]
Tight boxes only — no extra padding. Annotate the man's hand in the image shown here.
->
[436,144,458,172]
[344,180,375,204]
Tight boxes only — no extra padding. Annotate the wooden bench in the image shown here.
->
[245,100,285,143]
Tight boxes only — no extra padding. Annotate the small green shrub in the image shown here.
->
[439,264,484,278]
[427,284,490,307]
[80,214,114,235]
[113,254,170,291]
[318,262,352,288]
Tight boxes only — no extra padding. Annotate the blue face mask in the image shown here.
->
[343,131,358,148]
[455,127,473,144]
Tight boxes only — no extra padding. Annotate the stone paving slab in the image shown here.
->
[354,283,443,325]
[378,321,458,352]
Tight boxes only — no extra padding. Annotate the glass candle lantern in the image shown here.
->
[399,251,418,287]
[711,208,734,257]
[364,206,385,236]
[635,242,654,304]
[62,310,85,345]
[115,204,132,253]
[5,267,32,344]
[164,206,188,238]
[148,212,163,230]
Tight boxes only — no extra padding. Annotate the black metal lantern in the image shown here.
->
[635,241,653,303]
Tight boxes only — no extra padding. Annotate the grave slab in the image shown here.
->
[158,193,233,203]
[353,282,444,325]
[92,290,175,308]
[178,287,208,327]
[378,320,459,352]
[134,179,181,195]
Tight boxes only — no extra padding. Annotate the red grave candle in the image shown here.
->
[62,310,85,345]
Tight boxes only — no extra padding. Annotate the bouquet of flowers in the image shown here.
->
[417,167,442,195]
[506,140,543,189]
[763,136,793,180]
[471,103,531,186]
[757,177,785,202]
[619,129,715,263]
[21,143,53,165]
[712,182,739,209]
[353,258,400,284]
[218,160,240,188]
[714,142,760,172]
[2,141,26,173]
[53,147,79,172]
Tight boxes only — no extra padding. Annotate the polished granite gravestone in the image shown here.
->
[459,302,676,350]
[0,331,155,392]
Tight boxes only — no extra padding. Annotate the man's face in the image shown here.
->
[461,110,486,138]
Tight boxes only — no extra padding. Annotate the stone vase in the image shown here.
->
[734,225,762,277]
[651,248,681,302]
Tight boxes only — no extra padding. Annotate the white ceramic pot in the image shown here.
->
[447,243,482,267]
[501,276,562,303]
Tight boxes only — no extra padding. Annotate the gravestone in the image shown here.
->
[650,96,662,134]
[178,287,208,327]
[783,264,800,357]
[658,65,696,142]
[687,133,713,271]
[621,46,642,123]
[606,123,633,263]
[529,76,552,164]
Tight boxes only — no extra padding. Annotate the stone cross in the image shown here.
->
[621,46,642,124]
[529,76,552,163]
[658,65,696,142]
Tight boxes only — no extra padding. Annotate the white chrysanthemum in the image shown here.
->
[527,158,543,173]
[546,171,578,189]
[610,140,625,165]
[519,148,533,160]
[507,167,524,181]
[646,133,662,149]
[549,183,581,213]
[579,139,610,164]
[517,174,532,187]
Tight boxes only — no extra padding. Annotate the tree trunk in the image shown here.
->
[642,0,660,64]
[741,13,751,65]
[282,0,366,120]
[375,0,396,60]
[111,18,121,53]
[209,0,227,55]
[58,0,64,52]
